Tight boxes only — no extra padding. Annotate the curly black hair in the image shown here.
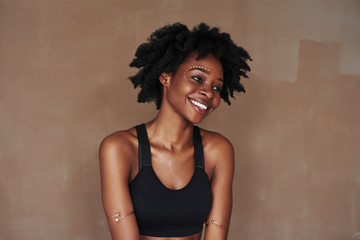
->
[129,22,252,109]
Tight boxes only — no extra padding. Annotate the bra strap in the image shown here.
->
[135,124,151,171]
[193,126,205,169]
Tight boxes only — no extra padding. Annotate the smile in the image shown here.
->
[189,99,208,110]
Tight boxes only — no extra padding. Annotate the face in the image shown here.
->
[161,51,224,124]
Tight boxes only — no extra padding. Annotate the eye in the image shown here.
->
[213,86,222,92]
[191,75,203,83]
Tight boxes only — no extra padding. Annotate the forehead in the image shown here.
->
[179,51,223,75]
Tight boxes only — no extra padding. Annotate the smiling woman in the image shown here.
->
[99,23,251,240]
[163,51,224,123]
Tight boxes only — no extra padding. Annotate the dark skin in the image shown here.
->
[99,51,234,240]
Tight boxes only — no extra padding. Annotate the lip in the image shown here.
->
[188,97,212,115]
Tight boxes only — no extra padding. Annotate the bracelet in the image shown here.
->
[107,211,134,222]
[206,220,228,229]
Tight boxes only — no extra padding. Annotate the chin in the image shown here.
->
[192,119,203,124]
[188,115,206,125]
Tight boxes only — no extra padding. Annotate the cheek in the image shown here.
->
[171,78,196,96]
[167,80,190,105]
[213,98,221,109]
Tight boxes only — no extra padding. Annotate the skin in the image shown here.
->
[99,51,235,240]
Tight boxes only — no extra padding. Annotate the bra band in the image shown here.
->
[135,124,205,170]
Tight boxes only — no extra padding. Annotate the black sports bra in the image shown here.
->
[129,124,212,237]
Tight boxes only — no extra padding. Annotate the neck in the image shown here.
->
[146,101,194,151]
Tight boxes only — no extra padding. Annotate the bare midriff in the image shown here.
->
[140,231,202,240]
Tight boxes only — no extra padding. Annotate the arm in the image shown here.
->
[99,134,140,240]
[204,136,234,240]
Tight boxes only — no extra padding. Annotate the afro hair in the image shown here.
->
[129,22,252,109]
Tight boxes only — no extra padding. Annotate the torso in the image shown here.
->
[124,126,215,186]
[114,125,219,240]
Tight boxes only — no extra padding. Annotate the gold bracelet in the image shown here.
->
[206,220,228,229]
[107,212,134,222]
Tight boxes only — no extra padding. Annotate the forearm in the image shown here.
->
[204,223,229,240]
[108,214,140,240]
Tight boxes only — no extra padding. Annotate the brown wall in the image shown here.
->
[1,0,359,239]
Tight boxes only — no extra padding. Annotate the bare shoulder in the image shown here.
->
[199,127,234,155]
[198,127,234,176]
[99,127,138,165]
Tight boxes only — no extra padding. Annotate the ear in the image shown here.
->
[159,73,171,87]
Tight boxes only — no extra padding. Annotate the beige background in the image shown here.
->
[1,0,359,239]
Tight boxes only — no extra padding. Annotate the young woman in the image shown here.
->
[99,23,251,240]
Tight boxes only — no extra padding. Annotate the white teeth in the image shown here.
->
[190,99,208,110]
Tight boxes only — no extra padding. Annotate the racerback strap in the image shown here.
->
[135,124,205,171]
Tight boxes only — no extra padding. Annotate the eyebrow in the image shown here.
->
[191,67,224,83]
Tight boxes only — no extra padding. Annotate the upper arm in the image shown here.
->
[99,133,139,240]
[204,134,235,240]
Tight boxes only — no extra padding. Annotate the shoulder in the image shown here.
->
[198,127,234,176]
[199,127,234,156]
[99,127,138,166]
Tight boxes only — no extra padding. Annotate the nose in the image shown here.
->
[198,84,214,99]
